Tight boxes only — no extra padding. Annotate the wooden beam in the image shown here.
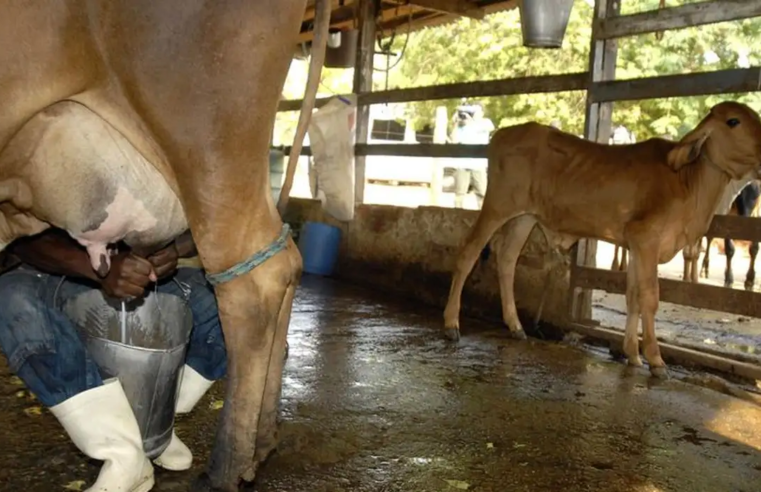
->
[278,72,588,112]
[361,71,588,105]
[298,3,417,43]
[356,143,487,157]
[706,214,761,242]
[596,0,761,40]
[353,0,377,205]
[572,266,761,319]
[589,67,761,102]
[283,143,488,158]
[568,322,761,382]
[406,0,485,19]
[573,0,619,322]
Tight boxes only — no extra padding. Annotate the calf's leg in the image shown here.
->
[681,240,700,283]
[611,246,621,271]
[745,240,758,291]
[630,240,667,378]
[700,236,713,278]
[443,208,510,340]
[622,252,642,367]
[724,238,735,288]
[495,215,536,340]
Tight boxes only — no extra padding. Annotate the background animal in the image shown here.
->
[443,102,761,379]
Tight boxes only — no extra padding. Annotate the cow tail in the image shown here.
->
[277,0,331,216]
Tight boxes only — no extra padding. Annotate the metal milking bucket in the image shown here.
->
[64,285,193,459]
[519,0,576,49]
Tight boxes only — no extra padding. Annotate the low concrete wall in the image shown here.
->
[284,198,573,334]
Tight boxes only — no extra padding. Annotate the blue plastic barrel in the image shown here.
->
[298,221,342,276]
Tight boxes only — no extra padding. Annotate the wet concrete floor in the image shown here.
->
[1,276,761,492]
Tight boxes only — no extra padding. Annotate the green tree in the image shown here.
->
[385,1,761,140]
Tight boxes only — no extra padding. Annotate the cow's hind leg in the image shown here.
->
[252,244,301,469]
[443,208,510,341]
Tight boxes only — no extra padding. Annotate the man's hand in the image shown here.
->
[101,253,157,299]
[147,243,179,280]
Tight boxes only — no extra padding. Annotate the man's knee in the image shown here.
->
[0,271,101,406]
[0,272,58,372]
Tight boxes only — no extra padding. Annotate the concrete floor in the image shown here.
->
[1,276,761,492]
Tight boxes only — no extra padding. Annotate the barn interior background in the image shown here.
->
[275,0,761,387]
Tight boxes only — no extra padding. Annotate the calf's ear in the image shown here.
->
[666,130,710,172]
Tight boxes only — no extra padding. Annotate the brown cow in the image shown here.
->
[443,102,761,378]
[0,1,330,490]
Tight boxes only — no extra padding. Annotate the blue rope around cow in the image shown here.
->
[205,223,292,286]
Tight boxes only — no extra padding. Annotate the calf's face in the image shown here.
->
[667,101,761,179]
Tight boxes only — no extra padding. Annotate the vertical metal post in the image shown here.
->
[570,0,620,322]
[352,0,377,205]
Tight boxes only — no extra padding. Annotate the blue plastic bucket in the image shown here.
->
[298,221,342,276]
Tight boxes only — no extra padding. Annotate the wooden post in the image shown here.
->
[352,0,377,205]
[570,0,620,323]
[430,106,448,205]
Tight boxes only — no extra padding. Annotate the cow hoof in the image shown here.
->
[650,366,669,379]
[444,328,461,342]
[744,282,754,292]
[190,473,229,492]
[508,329,527,340]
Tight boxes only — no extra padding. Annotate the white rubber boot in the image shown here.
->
[153,365,215,472]
[50,378,155,492]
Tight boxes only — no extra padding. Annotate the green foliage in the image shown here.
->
[384,0,761,140]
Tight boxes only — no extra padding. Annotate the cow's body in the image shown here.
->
[443,103,761,378]
[0,1,330,490]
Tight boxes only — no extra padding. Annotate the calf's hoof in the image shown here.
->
[744,281,754,291]
[507,329,527,340]
[626,356,643,367]
[443,328,461,342]
[649,366,669,379]
[255,435,279,465]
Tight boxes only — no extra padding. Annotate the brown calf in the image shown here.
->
[443,102,761,378]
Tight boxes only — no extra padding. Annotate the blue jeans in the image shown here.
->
[0,266,227,408]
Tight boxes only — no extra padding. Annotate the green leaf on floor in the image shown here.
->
[444,479,470,490]
[486,442,494,449]
[9,376,24,386]
[63,480,86,491]
[23,406,42,417]
[210,399,224,410]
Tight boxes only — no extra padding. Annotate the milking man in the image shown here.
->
[0,227,228,490]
